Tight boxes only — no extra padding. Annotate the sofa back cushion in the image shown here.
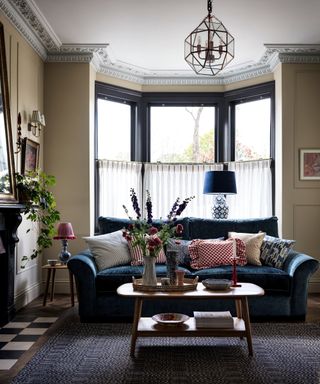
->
[98,216,190,239]
[188,217,278,240]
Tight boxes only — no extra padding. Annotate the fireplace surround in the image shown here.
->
[0,204,23,325]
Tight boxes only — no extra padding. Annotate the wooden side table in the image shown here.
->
[42,263,75,307]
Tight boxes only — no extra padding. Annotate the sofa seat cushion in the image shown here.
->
[96,265,192,292]
[192,265,291,295]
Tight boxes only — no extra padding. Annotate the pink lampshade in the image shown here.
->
[54,222,76,240]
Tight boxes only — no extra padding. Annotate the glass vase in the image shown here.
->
[142,256,157,286]
[166,250,178,285]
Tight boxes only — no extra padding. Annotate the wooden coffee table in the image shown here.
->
[117,282,264,357]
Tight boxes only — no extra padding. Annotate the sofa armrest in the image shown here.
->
[68,251,98,320]
[282,250,319,317]
[283,250,319,277]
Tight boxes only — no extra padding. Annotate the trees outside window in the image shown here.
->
[150,106,215,163]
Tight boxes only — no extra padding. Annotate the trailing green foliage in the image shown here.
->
[15,170,60,267]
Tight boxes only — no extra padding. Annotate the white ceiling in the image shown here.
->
[3,0,320,84]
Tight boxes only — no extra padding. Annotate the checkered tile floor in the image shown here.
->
[0,317,58,370]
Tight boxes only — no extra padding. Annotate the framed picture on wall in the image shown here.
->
[21,138,40,174]
[300,149,320,180]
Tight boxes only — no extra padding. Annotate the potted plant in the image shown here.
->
[15,170,60,267]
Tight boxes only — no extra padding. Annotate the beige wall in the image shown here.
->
[0,14,45,309]
[43,63,95,253]
[280,63,320,291]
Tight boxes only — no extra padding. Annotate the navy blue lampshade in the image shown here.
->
[203,171,237,195]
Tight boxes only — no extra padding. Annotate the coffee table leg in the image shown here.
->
[235,298,243,318]
[130,298,143,358]
[241,297,253,356]
[235,298,243,339]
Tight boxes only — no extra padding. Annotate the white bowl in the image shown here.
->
[47,259,58,266]
[152,313,189,325]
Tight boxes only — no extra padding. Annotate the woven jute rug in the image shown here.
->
[12,322,320,384]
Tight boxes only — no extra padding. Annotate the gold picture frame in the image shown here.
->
[21,138,40,174]
[0,22,17,203]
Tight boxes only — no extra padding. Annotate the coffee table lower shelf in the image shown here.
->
[138,317,245,336]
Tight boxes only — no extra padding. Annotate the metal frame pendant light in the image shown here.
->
[184,0,234,76]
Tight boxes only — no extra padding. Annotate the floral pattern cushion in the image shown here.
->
[260,235,295,269]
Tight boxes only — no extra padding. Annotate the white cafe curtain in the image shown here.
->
[97,159,272,219]
[97,160,143,218]
[142,163,223,219]
[227,159,272,218]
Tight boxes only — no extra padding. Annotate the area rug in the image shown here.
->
[12,322,320,384]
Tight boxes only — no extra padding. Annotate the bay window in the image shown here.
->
[95,82,275,226]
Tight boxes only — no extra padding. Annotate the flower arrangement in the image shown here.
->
[122,189,194,258]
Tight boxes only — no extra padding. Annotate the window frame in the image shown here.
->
[95,81,275,227]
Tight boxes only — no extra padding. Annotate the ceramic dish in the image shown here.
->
[202,278,232,290]
[152,313,189,325]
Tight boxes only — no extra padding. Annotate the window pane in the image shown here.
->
[235,98,270,161]
[150,106,215,163]
[97,98,131,160]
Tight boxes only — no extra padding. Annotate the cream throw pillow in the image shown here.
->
[83,230,131,271]
[228,232,266,266]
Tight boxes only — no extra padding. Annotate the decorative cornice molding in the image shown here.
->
[278,53,320,64]
[6,0,60,51]
[2,0,320,86]
[46,53,94,63]
[0,0,47,59]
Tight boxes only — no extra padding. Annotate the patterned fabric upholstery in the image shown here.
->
[260,235,295,269]
[167,238,192,266]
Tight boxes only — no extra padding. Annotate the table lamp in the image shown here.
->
[203,170,237,219]
[53,222,76,264]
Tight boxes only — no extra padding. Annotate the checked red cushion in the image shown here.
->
[189,238,246,270]
[128,241,166,266]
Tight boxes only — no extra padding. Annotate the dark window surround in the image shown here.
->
[95,80,275,226]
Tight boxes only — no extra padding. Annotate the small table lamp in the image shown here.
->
[203,170,237,219]
[53,222,76,264]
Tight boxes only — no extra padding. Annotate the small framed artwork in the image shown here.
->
[21,138,40,174]
[300,149,320,180]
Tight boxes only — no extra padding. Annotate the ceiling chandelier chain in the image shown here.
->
[184,0,235,76]
[207,0,212,14]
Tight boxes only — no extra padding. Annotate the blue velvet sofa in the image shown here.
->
[68,216,319,322]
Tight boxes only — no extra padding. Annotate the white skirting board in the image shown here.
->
[14,282,42,311]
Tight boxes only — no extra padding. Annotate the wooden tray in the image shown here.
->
[132,276,199,292]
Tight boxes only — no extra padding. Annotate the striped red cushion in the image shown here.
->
[128,241,166,266]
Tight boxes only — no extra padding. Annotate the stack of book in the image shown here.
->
[194,311,234,328]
